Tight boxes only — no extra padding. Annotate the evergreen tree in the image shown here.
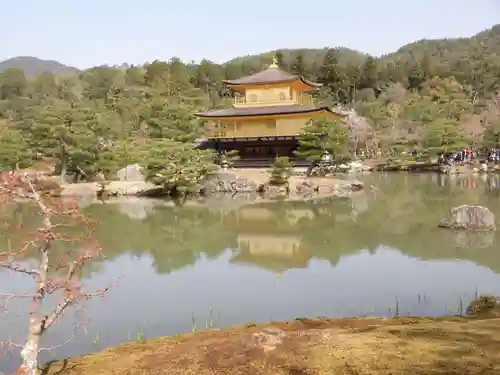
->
[145,140,217,194]
[0,127,34,171]
[358,57,379,91]
[268,156,293,186]
[295,118,350,164]
[291,51,306,76]
[275,51,285,69]
[145,103,202,142]
[318,49,347,104]
[423,118,467,154]
[407,63,428,90]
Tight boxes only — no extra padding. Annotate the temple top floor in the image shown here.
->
[222,57,321,94]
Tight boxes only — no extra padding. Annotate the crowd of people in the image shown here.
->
[438,148,500,164]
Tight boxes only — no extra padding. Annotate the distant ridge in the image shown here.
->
[224,24,500,68]
[1,23,498,74]
[0,56,80,77]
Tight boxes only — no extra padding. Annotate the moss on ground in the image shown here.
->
[40,314,500,375]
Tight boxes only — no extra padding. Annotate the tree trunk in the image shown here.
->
[20,318,42,375]
[59,146,68,184]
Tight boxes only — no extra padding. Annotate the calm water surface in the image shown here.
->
[2,173,500,371]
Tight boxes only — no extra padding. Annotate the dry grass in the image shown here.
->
[41,315,500,375]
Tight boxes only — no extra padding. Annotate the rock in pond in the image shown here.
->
[439,205,496,231]
[117,164,146,181]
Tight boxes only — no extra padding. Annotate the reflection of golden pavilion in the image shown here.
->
[238,234,302,256]
[226,207,314,232]
[225,207,313,274]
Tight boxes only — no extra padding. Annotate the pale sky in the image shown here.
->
[1,0,499,69]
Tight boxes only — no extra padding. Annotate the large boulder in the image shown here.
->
[439,205,496,231]
[103,181,157,196]
[59,182,102,197]
[117,164,146,182]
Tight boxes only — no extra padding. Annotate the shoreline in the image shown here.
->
[18,162,500,201]
[41,313,500,375]
[54,170,365,200]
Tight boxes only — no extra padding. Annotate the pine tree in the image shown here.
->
[145,103,202,142]
[423,118,467,154]
[21,103,101,181]
[407,64,425,90]
[318,49,347,104]
[145,140,217,194]
[275,51,285,69]
[268,156,293,186]
[0,127,33,171]
[295,118,350,164]
[358,57,379,91]
[291,51,306,76]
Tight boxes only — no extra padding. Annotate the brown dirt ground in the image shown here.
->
[41,315,500,375]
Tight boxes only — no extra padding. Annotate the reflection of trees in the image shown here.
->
[4,173,500,277]
[84,205,236,274]
[1,202,236,276]
[236,174,500,273]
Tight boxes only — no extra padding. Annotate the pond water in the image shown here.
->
[2,172,500,371]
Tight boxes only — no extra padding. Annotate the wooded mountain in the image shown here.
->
[227,47,368,67]
[2,24,498,77]
[385,24,500,62]
[0,56,79,77]
[227,24,500,68]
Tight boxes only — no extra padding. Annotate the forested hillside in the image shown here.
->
[0,57,79,77]
[0,24,498,187]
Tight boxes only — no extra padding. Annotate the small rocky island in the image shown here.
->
[439,205,496,231]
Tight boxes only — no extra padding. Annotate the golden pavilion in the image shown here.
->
[195,57,345,165]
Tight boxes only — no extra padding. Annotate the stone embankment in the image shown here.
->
[22,164,364,200]
[56,174,363,199]
[201,170,364,198]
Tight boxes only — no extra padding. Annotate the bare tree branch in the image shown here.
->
[0,172,113,375]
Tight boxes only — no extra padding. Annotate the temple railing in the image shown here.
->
[233,92,314,107]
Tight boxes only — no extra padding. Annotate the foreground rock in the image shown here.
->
[42,315,500,375]
[439,205,496,231]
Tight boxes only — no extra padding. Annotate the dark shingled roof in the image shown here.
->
[195,105,344,118]
[222,67,321,88]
